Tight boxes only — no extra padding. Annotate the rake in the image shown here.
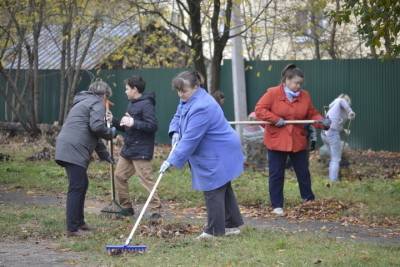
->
[101,100,124,217]
[106,144,176,255]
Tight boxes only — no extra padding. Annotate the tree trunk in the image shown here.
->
[187,0,207,88]
[310,12,321,59]
[209,46,224,93]
[329,0,339,59]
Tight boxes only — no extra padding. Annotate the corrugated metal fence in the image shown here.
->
[1,59,399,151]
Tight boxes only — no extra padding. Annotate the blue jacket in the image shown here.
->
[167,88,244,191]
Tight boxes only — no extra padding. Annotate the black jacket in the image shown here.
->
[113,92,158,160]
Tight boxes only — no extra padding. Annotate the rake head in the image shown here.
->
[106,244,147,256]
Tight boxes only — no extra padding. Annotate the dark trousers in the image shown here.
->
[268,150,315,208]
[64,163,88,232]
[203,182,244,236]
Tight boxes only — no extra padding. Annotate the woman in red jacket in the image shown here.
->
[255,64,330,216]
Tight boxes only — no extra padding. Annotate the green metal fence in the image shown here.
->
[1,59,399,151]
[220,59,400,152]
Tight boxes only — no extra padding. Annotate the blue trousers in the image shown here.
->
[64,163,88,232]
[267,150,315,208]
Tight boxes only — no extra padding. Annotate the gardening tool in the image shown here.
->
[100,100,124,217]
[228,120,318,125]
[106,144,177,255]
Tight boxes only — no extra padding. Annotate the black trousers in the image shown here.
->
[268,150,315,208]
[203,182,244,236]
[64,163,88,232]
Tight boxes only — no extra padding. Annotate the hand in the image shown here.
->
[275,118,286,128]
[344,129,351,136]
[320,118,331,129]
[310,140,316,151]
[171,132,180,146]
[120,113,134,127]
[110,127,117,137]
[105,111,113,123]
[348,111,356,120]
[159,161,171,173]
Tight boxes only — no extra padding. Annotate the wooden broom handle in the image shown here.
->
[228,120,319,125]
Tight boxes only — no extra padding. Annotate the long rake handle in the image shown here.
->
[228,120,318,125]
[105,105,116,201]
[125,144,177,246]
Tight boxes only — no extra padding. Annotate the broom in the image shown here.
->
[106,144,176,255]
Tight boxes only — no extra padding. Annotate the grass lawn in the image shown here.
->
[1,144,400,222]
[1,142,400,266]
[1,204,399,266]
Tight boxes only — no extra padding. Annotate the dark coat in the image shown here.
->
[113,92,157,160]
[55,91,113,169]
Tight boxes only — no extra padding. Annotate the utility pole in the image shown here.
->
[231,2,247,140]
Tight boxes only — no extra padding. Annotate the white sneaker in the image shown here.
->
[272,207,284,216]
[195,232,215,240]
[225,228,241,236]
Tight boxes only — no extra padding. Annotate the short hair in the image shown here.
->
[338,93,351,105]
[172,70,204,92]
[88,79,112,97]
[281,64,304,83]
[125,75,146,93]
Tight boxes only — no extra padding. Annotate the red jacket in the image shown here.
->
[255,84,323,152]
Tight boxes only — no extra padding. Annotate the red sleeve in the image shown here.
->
[304,92,324,128]
[255,89,281,124]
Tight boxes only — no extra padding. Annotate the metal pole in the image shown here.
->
[231,2,247,140]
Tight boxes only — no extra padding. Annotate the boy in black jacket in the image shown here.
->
[103,76,160,216]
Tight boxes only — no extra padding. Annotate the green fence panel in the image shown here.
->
[1,59,399,151]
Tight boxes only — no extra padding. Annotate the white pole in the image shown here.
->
[230,2,247,140]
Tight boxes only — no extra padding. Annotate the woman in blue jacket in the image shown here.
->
[160,71,244,239]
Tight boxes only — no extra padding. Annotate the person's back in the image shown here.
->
[326,95,355,131]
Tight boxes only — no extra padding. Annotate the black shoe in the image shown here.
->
[79,223,93,231]
[66,229,89,237]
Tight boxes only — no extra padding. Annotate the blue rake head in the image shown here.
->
[106,244,147,255]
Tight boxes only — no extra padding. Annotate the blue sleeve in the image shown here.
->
[167,107,210,168]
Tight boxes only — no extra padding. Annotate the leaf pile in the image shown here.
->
[138,222,202,239]
[26,147,53,161]
[286,199,348,221]
[344,150,400,180]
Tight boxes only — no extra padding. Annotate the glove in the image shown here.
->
[120,113,134,127]
[310,140,316,151]
[105,155,115,164]
[344,129,351,136]
[159,161,171,173]
[320,118,331,129]
[105,111,113,123]
[171,132,180,146]
[275,118,286,128]
[110,127,117,137]
[348,111,356,120]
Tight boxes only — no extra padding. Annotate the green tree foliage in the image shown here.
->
[103,22,191,69]
[331,0,400,58]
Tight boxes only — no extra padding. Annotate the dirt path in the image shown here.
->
[0,240,83,267]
